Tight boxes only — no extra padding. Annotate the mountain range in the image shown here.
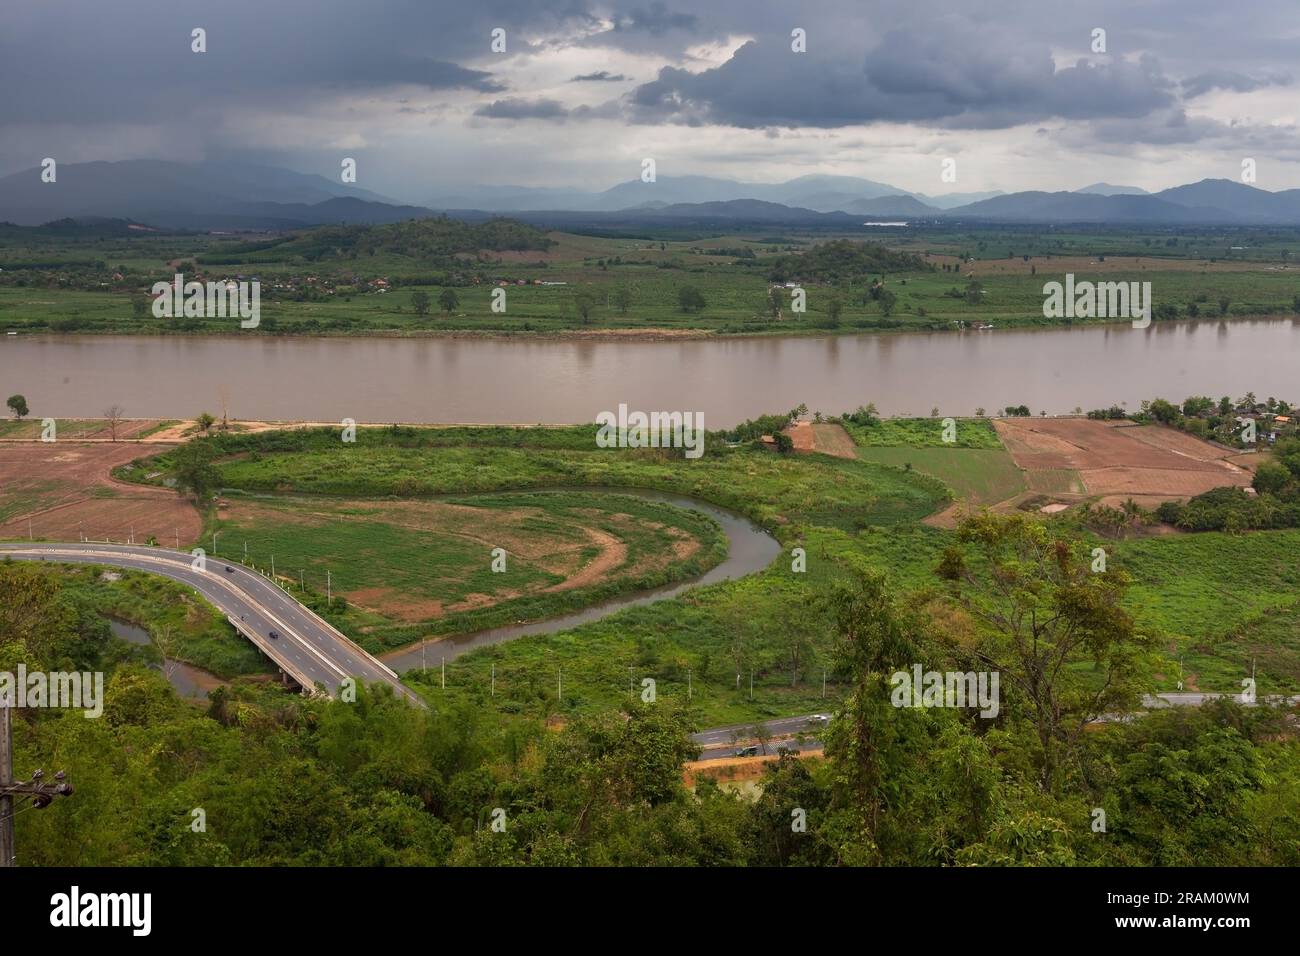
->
[3,160,1300,230]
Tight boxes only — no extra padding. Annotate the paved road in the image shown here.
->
[692,692,1300,761]
[691,713,830,761]
[1,543,421,706]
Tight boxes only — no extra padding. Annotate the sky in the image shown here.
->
[3,0,1300,202]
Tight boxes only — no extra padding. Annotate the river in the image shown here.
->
[5,318,1299,427]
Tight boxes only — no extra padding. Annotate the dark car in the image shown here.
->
[268,630,279,640]
[225,566,234,572]
[733,745,760,757]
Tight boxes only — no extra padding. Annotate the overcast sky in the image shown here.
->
[4,0,1300,201]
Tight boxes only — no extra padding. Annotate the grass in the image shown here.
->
[1111,529,1300,692]
[207,489,729,653]
[855,446,1025,504]
[841,416,1005,448]
[37,561,272,678]
[199,427,948,533]
[8,225,1300,337]
[119,426,949,720]
[80,415,1300,721]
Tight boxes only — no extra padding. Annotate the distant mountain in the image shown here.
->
[913,190,1006,209]
[1076,183,1149,196]
[0,160,411,229]
[947,189,1252,223]
[11,160,1300,229]
[1153,178,1300,221]
[842,195,939,217]
[622,198,859,224]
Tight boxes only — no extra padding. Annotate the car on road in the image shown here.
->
[807,714,830,725]
[268,630,279,640]
[733,745,760,757]
[225,566,234,572]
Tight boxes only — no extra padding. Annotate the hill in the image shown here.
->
[195,215,553,266]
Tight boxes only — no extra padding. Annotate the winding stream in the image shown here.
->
[382,488,781,671]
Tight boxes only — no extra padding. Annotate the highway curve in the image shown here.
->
[0,542,421,706]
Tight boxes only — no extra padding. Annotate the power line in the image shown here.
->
[0,706,73,867]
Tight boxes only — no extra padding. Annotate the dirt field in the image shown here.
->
[993,418,1251,502]
[0,441,201,544]
[217,495,707,624]
[784,420,858,459]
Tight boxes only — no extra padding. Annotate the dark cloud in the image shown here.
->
[475,98,572,119]
[2,0,1299,193]
[629,27,1177,130]
[613,3,698,35]
[1182,70,1292,98]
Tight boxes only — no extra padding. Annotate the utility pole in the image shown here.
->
[299,570,304,591]
[822,668,827,699]
[491,664,495,697]
[243,541,248,562]
[271,554,275,580]
[441,657,445,689]
[687,669,692,701]
[327,570,331,607]
[557,667,562,701]
[212,531,219,554]
[749,669,753,701]
[0,706,73,867]
[175,529,179,550]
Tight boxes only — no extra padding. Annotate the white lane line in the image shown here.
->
[11,547,350,684]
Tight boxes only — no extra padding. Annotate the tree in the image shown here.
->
[103,405,125,441]
[574,290,596,324]
[411,291,431,316]
[677,285,706,313]
[766,287,783,319]
[935,513,1158,791]
[172,441,222,503]
[195,412,216,434]
[438,289,459,314]
[1218,295,1230,315]
[878,289,898,316]
[825,297,843,327]
[749,723,774,756]
[820,565,927,863]
[613,286,633,315]
[1252,460,1291,496]
[6,394,29,419]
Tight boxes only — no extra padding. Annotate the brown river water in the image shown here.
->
[4,319,1299,427]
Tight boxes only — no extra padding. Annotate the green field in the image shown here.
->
[7,219,1300,337]
[854,446,1026,504]
[206,489,729,652]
